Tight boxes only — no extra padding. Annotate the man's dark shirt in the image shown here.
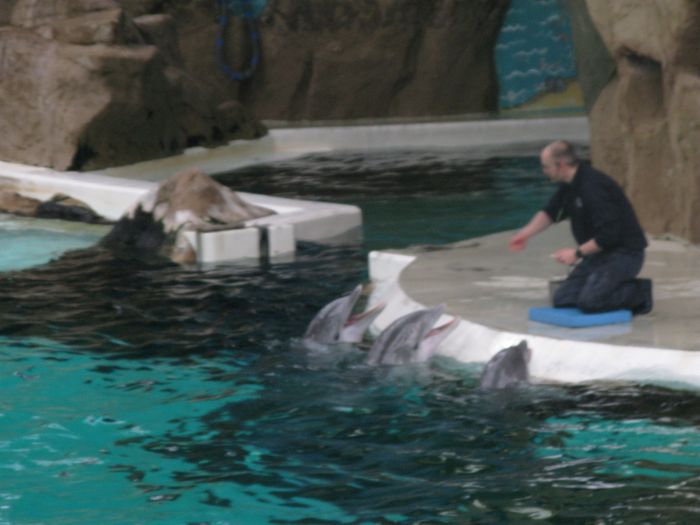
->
[543,163,647,252]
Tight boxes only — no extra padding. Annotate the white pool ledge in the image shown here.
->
[367,231,700,391]
[0,160,361,263]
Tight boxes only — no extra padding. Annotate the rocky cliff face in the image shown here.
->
[0,0,265,171]
[230,0,511,120]
[122,0,510,120]
[0,0,509,170]
[575,1,700,242]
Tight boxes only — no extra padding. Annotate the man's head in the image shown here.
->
[540,140,579,183]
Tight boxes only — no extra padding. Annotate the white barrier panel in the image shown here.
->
[266,224,295,258]
[197,227,261,263]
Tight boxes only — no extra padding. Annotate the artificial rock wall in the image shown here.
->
[0,0,265,171]
[577,1,700,242]
[121,0,510,121]
[231,0,511,120]
[0,0,510,170]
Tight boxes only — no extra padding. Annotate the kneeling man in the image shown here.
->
[509,140,651,314]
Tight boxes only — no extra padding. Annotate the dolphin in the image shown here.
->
[303,284,385,345]
[366,304,458,365]
[479,340,531,389]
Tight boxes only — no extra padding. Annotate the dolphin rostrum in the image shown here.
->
[366,304,458,365]
[479,340,531,389]
[303,284,385,345]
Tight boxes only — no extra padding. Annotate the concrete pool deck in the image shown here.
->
[367,223,700,389]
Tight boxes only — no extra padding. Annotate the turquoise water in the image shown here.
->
[0,215,106,272]
[217,151,553,251]
[1,151,700,523]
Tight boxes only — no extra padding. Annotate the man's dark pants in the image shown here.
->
[552,249,645,312]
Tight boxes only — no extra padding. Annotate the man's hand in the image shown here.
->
[509,231,528,252]
[551,247,578,265]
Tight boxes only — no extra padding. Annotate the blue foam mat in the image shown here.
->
[528,307,632,328]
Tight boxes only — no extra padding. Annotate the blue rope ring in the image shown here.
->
[216,0,261,81]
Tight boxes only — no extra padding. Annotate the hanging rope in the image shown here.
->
[216,0,264,81]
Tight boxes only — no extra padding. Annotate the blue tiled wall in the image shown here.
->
[496,0,582,112]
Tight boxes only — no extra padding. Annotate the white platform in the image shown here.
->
[0,162,361,263]
[366,225,700,390]
[95,116,590,183]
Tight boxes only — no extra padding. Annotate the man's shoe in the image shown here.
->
[632,278,653,315]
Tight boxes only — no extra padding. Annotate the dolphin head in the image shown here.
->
[367,304,457,365]
[413,315,459,363]
[339,301,385,343]
[303,285,384,345]
[479,340,531,389]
